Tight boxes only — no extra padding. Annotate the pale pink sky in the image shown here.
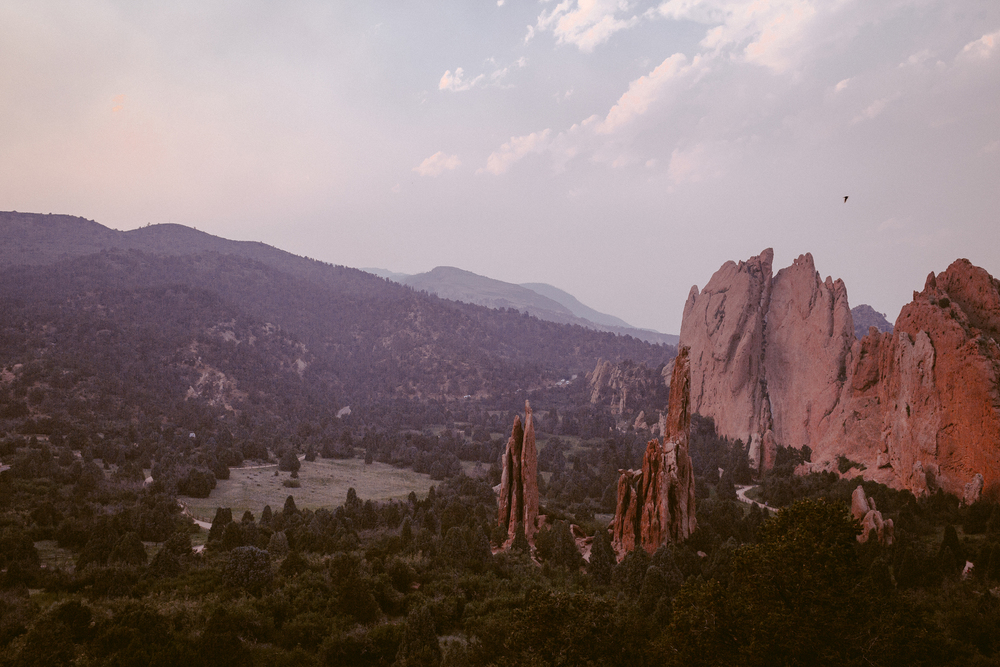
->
[2,1,999,333]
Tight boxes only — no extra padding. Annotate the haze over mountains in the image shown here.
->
[365,266,678,346]
[0,211,673,418]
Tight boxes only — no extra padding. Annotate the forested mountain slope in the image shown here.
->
[0,213,673,443]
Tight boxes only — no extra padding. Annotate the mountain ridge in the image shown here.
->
[368,265,678,346]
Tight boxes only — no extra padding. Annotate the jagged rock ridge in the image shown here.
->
[680,249,1000,497]
[611,347,696,559]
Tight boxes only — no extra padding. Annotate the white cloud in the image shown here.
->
[960,29,1000,59]
[497,0,505,5]
[653,0,727,23]
[413,151,461,176]
[652,0,823,74]
[900,49,933,68]
[598,53,693,133]
[536,0,639,52]
[853,94,899,123]
[666,142,731,184]
[524,25,536,44]
[479,130,552,175]
[835,78,850,92]
[439,67,485,92]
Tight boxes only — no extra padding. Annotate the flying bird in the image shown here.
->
[843,196,849,203]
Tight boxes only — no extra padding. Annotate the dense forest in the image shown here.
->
[2,411,1000,666]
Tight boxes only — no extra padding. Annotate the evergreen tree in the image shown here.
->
[207,508,233,543]
[589,529,615,586]
[108,532,147,566]
[396,605,441,667]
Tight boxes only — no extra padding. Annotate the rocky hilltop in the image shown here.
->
[851,304,893,339]
[680,250,1000,498]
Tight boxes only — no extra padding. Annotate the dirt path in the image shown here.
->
[177,502,213,530]
[735,485,779,512]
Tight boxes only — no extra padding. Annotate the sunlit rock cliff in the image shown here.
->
[680,250,1000,498]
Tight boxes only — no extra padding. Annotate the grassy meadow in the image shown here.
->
[181,457,436,523]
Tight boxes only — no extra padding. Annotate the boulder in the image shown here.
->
[850,485,871,521]
[852,485,894,546]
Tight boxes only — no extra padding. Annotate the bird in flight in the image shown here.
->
[843,196,849,203]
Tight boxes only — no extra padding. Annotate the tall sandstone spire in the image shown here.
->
[497,401,540,545]
[611,347,697,558]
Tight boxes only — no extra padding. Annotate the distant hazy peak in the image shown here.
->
[378,265,677,346]
[362,267,411,282]
[520,282,634,330]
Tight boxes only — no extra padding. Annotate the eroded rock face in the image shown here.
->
[611,347,697,559]
[884,263,1000,496]
[680,249,773,453]
[498,401,540,545]
[682,251,1000,497]
[765,254,855,452]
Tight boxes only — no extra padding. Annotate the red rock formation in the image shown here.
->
[521,402,539,543]
[680,250,774,457]
[765,254,855,452]
[497,401,540,545]
[611,347,697,559]
[682,250,1000,497]
[879,262,1000,495]
[611,470,642,555]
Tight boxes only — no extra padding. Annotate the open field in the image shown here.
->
[181,457,436,523]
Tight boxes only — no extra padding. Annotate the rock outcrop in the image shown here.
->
[681,250,1000,497]
[498,401,540,545]
[873,262,1000,495]
[850,485,894,545]
[611,347,697,559]
[587,358,670,418]
[965,474,985,506]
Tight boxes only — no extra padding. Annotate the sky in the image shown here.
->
[2,0,999,334]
